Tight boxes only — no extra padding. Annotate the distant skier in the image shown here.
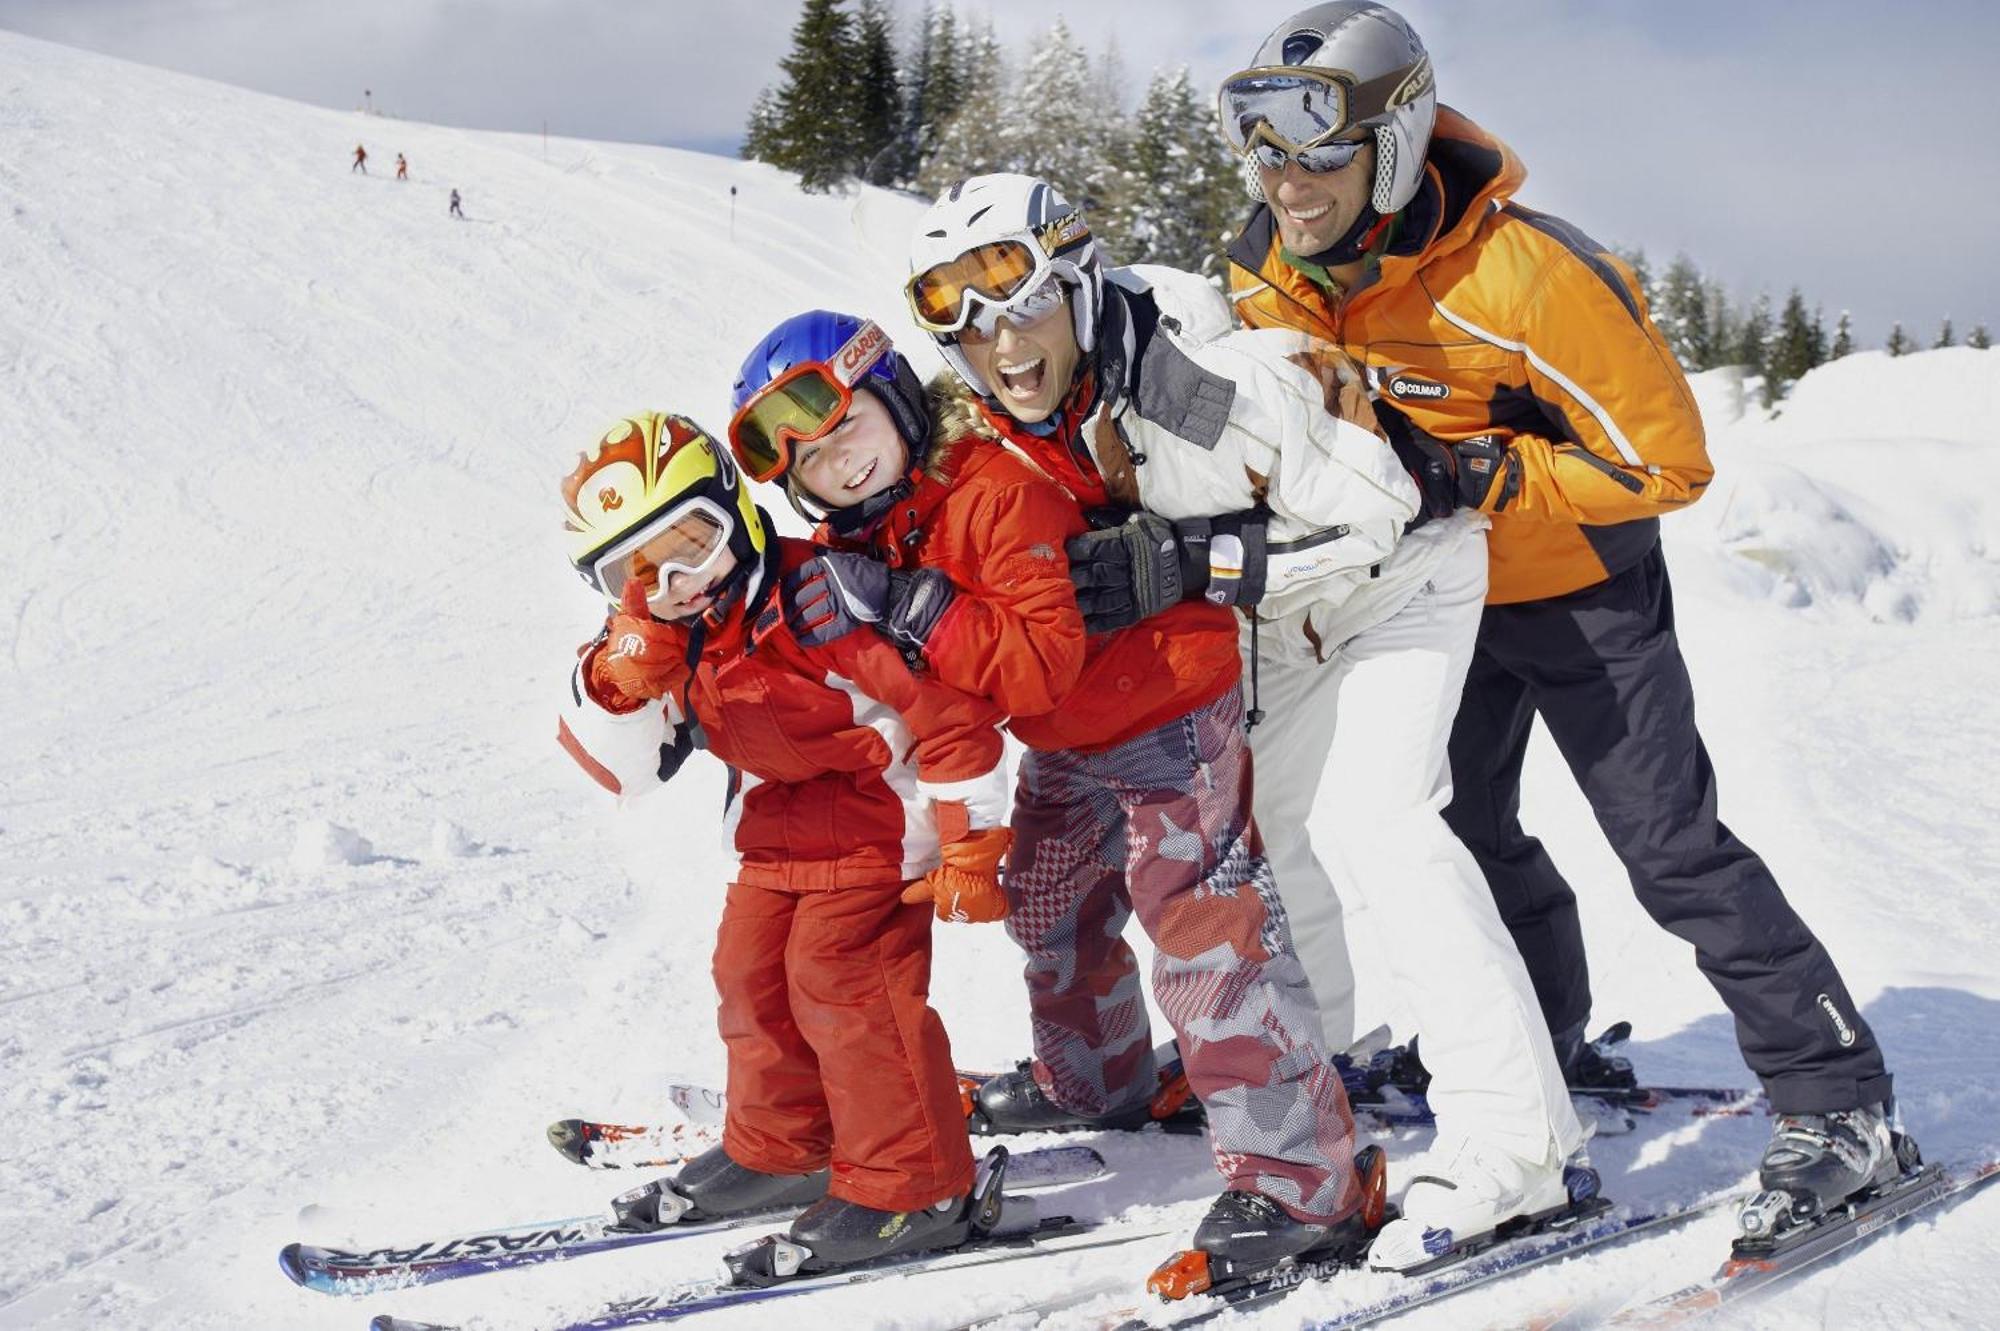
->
[394,153,408,181]
[555,413,1013,1267]
[448,188,463,219]
[350,144,367,174]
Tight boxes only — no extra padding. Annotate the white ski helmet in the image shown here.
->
[906,173,1103,399]
[1223,1,1437,218]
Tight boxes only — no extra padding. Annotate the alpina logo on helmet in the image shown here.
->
[599,487,624,510]
[1388,376,1450,400]
[1388,56,1435,109]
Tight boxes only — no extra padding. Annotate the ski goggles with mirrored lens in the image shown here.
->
[1219,69,1357,161]
[956,273,1068,342]
[906,219,1082,336]
[727,321,891,483]
[586,496,734,609]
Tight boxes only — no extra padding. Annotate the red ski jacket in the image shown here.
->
[558,538,1008,890]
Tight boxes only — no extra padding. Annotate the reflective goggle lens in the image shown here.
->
[1248,135,1368,174]
[908,240,1043,332]
[962,273,1068,340]
[729,368,848,482]
[1219,72,1349,156]
[591,500,731,607]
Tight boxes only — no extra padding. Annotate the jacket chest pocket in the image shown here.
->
[1362,335,1515,437]
[707,670,815,783]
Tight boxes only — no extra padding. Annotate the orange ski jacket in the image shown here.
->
[1227,106,1712,604]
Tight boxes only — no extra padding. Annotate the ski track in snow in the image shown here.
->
[3,27,1999,1331]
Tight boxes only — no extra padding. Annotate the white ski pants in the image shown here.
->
[1246,527,1584,1167]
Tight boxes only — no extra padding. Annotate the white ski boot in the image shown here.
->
[1366,1136,1576,1272]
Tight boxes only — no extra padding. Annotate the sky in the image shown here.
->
[3,0,1995,348]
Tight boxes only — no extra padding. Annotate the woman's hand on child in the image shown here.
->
[588,581,692,708]
[903,826,1012,924]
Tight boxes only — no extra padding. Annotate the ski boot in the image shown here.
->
[965,1057,1204,1135]
[722,1146,1018,1286]
[1146,1145,1387,1302]
[1555,1021,1640,1094]
[1736,1102,1918,1249]
[610,1143,828,1231]
[1368,1138,1606,1273]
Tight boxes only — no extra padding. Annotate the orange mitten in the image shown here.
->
[587,581,693,710]
[902,826,1012,924]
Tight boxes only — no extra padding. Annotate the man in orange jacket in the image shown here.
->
[1220,1,1901,1215]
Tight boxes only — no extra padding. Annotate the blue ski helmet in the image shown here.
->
[730,310,933,467]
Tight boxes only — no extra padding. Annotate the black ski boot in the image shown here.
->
[1191,1189,1369,1269]
[1555,1021,1639,1093]
[611,1144,828,1230]
[1755,1102,1902,1214]
[1146,1146,1387,1302]
[969,1062,1162,1134]
[780,1190,973,1267]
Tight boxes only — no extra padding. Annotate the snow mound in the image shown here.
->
[286,819,376,869]
[1683,350,2000,622]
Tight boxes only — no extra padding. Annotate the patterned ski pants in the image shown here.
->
[1004,685,1361,1223]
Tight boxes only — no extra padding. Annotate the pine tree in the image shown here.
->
[1768,287,1815,393]
[1807,305,1828,368]
[1885,322,1911,356]
[1656,254,1710,370]
[994,20,1109,214]
[1830,309,1854,358]
[1934,316,1956,349]
[1736,291,1772,377]
[899,2,962,188]
[851,0,905,185]
[1971,323,1993,350]
[1706,282,1739,369]
[761,0,866,193]
[918,17,1008,194]
[741,86,785,164]
[1109,66,1240,273]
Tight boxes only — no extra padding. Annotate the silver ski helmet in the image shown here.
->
[1221,1,1437,218]
[906,173,1102,400]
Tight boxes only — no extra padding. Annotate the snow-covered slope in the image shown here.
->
[2,28,1998,1331]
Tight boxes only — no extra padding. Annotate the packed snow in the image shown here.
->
[3,28,1998,1331]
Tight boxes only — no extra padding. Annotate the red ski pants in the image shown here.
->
[714,878,975,1211]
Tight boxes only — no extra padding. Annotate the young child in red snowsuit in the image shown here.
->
[555,412,1012,1267]
[727,312,1365,1272]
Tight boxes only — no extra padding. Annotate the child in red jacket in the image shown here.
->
[555,411,1010,1268]
[727,315,1365,1269]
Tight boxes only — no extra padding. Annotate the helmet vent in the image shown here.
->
[1281,31,1325,64]
[966,204,993,225]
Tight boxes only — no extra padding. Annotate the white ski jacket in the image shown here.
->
[1092,267,1484,658]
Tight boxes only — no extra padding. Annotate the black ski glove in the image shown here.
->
[1374,401,1460,523]
[1065,509,1268,635]
[783,552,958,658]
[1450,434,1521,513]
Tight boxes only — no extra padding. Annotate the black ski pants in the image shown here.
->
[1442,543,1892,1115]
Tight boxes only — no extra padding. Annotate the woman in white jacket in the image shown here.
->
[905,172,1585,1271]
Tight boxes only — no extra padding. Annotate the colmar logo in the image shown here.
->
[612,632,647,659]
[1387,376,1450,401]
[1817,994,1857,1047]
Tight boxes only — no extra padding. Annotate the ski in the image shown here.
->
[368,1148,1176,1331]
[1599,1154,2000,1326]
[281,1143,1104,1295]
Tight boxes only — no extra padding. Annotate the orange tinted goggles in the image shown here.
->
[906,238,1046,334]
